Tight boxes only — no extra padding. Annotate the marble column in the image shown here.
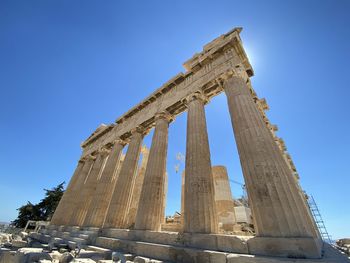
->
[183,92,218,234]
[67,155,95,225]
[161,172,168,224]
[103,128,144,229]
[75,148,109,226]
[127,146,149,228]
[68,156,97,226]
[180,170,185,228]
[212,166,236,231]
[135,112,172,231]
[83,140,126,227]
[223,75,318,238]
[50,159,84,225]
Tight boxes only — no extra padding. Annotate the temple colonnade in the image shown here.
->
[51,75,317,240]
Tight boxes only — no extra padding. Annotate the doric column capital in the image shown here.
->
[222,64,250,82]
[182,91,209,106]
[220,69,235,82]
[130,126,150,136]
[154,111,174,123]
[99,147,111,156]
[82,154,96,162]
[112,138,128,146]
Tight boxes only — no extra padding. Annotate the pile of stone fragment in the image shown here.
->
[336,238,350,257]
[0,232,164,263]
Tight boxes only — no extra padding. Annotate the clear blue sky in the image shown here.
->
[0,1,349,239]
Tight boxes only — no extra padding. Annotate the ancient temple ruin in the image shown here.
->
[29,27,334,262]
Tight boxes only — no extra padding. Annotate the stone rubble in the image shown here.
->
[337,239,350,256]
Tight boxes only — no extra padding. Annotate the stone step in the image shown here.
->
[29,232,52,244]
[62,232,72,239]
[47,225,58,231]
[84,227,100,232]
[95,236,228,263]
[77,249,110,261]
[78,234,90,239]
[86,246,112,258]
[67,240,79,250]
[101,228,249,254]
[38,228,47,234]
[86,245,112,254]
[67,232,89,239]
[55,231,65,238]
[51,237,64,244]
[94,237,350,263]
[79,230,100,235]
[67,237,89,245]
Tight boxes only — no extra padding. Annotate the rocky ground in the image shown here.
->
[2,229,350,263]
[336,239,350,257]
[0,231,164,263]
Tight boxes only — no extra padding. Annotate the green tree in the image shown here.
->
[12,182,65,228]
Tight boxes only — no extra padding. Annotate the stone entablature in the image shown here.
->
[80,27,253,158]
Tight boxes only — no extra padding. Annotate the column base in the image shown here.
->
[247,236,323,259]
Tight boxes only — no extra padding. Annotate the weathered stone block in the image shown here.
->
[142,230,178,245]
[135,242,170,261]
[175,248,227,263]
[184,233,217,250]
[215,234,249,253]
[102,228,130,239]
[247,237,322,259]
[12,240,28,248]
[71,259,96,263]
[134,256,151,263]
[14,248,52,263]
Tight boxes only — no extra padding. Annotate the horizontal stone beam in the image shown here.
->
[80,28,253,158]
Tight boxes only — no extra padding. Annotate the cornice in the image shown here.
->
[80,27,254,157]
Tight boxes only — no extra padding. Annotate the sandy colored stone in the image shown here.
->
[83,140,125,227]
[127,146,150,228]
[135,112,172,231]
[51,160,84,225]
[71,150,109,226]
[67,156,95,226]
[47,28,329,260]
[247,236,322,259]
[183,92,218,234]
[104,129,144,228]
[14,248,52,263]
[224,75,318,239]
[212,166,236,231]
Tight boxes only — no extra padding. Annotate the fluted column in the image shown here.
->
[183,92,218,234]
[180,171,185,228]
[76,148,109,226]
[212,166,236,231]
[67,155,95,225]
[223,75,318,238]
[70,153,101,226]
[83,140,126,227]
[127,146,149,228]
[161,172,168,224]
[50,159,84,225]
[104,128,144,229]
[135,112,172,231]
